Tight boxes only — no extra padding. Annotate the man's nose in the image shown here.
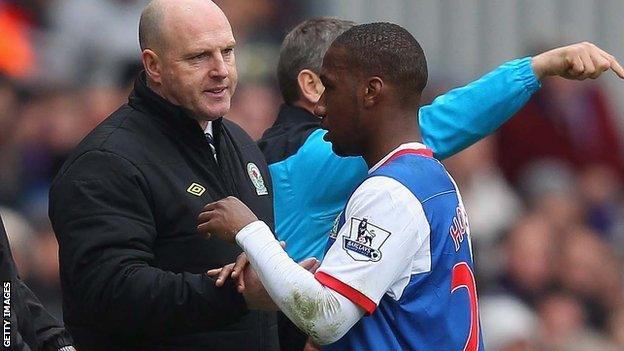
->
[209,54,229,79]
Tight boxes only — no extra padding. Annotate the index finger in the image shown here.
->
[231,253,248,279]
[610,57,624,79]
[203,201,220,211]
[592,47,624,79]
[215,263,235,287]
[206,268,222,277]
[197,210,214,223]
[236,268,246,293]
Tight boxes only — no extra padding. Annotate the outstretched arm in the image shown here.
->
[421,42,623,159]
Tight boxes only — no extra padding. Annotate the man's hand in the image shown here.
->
[532,42,624,80]
[206,252,277,310]
[207,252,249,289]
[208,242,287,289]
[207,250,320,291]
[207,250,321,311]
[197,196,258,243]
[240,257,320,310]
[238,263,278,310]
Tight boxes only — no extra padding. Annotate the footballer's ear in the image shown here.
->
[297,69,325,104]
[363,76,383,108]
[142,49,162,84]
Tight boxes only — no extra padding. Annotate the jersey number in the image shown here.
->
[451,262,480,351]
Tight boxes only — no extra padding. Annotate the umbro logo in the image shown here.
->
[187,183,206,196]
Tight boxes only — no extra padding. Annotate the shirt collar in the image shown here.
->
[368,142,433,174]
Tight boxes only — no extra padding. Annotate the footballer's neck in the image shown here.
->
[362,111,422,169]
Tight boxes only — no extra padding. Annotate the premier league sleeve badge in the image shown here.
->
[342,217,391,262]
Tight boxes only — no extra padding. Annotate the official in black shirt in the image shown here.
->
[48,1,278,350]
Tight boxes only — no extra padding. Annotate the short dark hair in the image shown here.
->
[332,22,428,106]
[277,18,356,104]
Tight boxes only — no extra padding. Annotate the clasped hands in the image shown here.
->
[197,196,321,310]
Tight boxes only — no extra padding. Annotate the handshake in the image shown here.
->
[196,196,320,310]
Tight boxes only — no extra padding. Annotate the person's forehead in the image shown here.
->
[163,4,235,50]
[182,26,235,50]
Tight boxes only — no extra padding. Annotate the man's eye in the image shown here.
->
[223,48,234,56]
[191,53,207,60]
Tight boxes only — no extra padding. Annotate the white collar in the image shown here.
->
[368,142,430,174]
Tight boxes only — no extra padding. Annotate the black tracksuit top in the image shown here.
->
[49,73,278,351]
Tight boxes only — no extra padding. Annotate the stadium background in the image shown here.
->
[0,0,623,350]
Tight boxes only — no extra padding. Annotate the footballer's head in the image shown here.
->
[314,22,428,157]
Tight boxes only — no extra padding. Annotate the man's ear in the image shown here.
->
[363,77,383,108]
[297,69,325,104]
[142,49,162,84]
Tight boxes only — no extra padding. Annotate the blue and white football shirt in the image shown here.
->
[315,142,484,351]
[260,57,540,264]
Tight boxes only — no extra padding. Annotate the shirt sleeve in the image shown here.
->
[420,57,541,160]
[314,176,431,314]
[236,221,365,345]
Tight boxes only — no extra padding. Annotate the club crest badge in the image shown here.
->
[342,217,391,262]
[247,162,268,196]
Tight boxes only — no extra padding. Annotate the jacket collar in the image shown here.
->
[128,71,222,144]
[274,104,321,127]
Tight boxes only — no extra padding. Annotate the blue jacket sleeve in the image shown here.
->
[269,129,368,261]
[420,57,541,160]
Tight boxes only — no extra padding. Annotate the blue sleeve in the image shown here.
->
[291,129,368,210]
[270,129,368,261]
[419,57,541,160]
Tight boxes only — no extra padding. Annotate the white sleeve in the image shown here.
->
[236,221,365,345]
[315,176,431,314]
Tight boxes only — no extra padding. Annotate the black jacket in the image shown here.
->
[49,73,278,350]
[0,214,74,351]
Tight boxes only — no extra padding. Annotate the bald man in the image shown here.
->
[49,1,280,350]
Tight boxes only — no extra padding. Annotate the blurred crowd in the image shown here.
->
[1,1,623,350]
[443,74,624,350]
